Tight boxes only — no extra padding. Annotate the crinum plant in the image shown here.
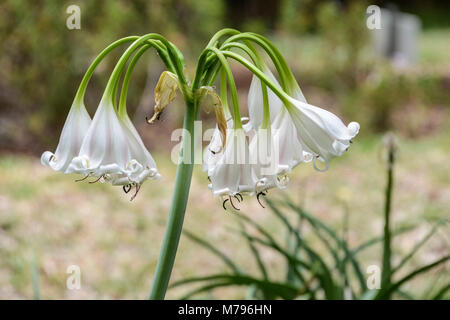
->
[41,29,359,299]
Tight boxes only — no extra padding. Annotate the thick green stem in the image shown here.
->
[149,99,197,300]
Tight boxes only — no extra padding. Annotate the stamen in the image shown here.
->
[123,184,132,194]
[75,174,90,182]
[130,184,141,201]
[209,146,222,155]
[49,155,55,162]
[256,192,266,208]
[229,195,240,211]
[89,175,104,184]
[235,193,243,202]
[207,176,211,182]
[222,198,229,210]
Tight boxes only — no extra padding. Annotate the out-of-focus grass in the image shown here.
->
[0,129,448,299]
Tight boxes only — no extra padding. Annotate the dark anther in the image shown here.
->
[130,184,141,201]
[123,184,132,194]
[49,155,55,162]
[350,140,353,144]
[207,176,211,182]
[209,146,222,155]
[256,192,267,208]
[229,195,240,211]
[235,193,243,202]
[89,175,104,184]
[222,198,229,210]
[75,174,89,182]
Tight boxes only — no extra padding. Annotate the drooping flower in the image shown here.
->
[68,97,160,198]
[209,128,257,209]
[285,95,360,170]
[41,101,91,173]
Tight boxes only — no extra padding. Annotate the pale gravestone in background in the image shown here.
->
[371,7,421,68]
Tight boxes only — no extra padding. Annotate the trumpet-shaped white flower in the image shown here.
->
[209,129,257,200]
[68,98,160,196]
[41,101,91,173]
[286,96,360,169]
[245,68,283,132]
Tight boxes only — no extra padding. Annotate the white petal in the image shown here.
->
[286,96,360,162]
[72,99,130,176]
[247,68,283,130]
[41,102,91,173]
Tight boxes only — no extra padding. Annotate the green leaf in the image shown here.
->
[183,230,241,274]
[431,284,450,300]
[283,200,365,295]
[376,255,450,299]
[236,219,269,281]
[173,274,301,300]
[392,220,446,274]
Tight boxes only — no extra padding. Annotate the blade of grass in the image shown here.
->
[376,255,450,299]
[183,230,241,274]
[173,274,301,300]
[236,219,269,281]
[431,283,450,300]
[283,200,366,294]
[392,221,446,274]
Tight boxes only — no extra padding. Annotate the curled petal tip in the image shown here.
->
[348,122,360,136]
[40,151,55,167]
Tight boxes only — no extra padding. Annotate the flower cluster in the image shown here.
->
[41,38,171,200]
[203,68,359,209]
[41,33,359,206]
[41,97,161,200]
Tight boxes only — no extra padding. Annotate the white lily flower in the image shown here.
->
[68,98,160,198]
[68,99,130,177]
[209,129,257,203]
[41,101,91,173]
[286,96,360,170]
[245,67,283,132]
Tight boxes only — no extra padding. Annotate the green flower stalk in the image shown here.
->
[41,29,361,300]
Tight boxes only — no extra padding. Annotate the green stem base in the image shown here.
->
[149,99,197,300]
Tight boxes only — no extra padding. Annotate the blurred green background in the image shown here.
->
[0,0,448,299]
